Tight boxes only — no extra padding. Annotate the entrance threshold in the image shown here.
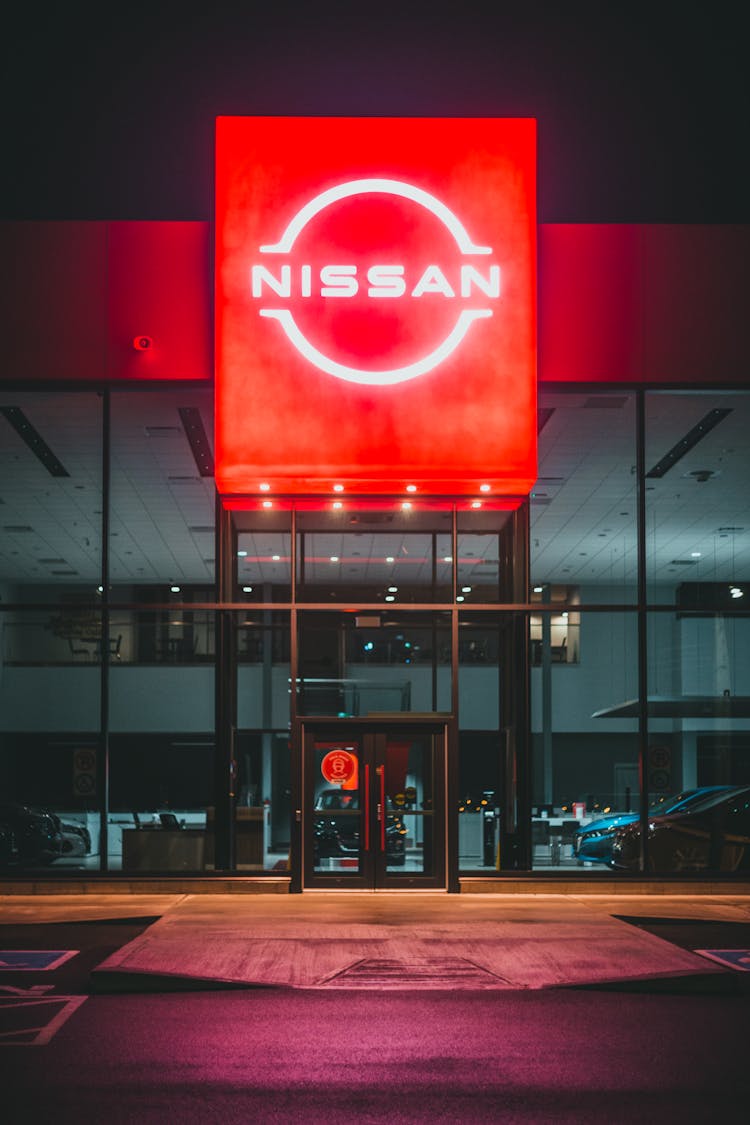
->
[302,886,448,893]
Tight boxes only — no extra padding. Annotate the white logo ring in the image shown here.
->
[254,179,497,386]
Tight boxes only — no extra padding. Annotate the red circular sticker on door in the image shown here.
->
[321,749,357,785]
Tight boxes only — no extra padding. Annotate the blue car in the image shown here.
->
[573,787,731,864]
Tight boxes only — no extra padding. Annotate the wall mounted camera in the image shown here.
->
[133,335,153,351]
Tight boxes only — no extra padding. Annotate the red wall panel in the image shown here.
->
[107,221,211,381]
[538,223,750,385]
[538,224,642,383]
[641,225,750,383]
[0,220,747,389]
[0,221,212,384]
[0,221,108,381]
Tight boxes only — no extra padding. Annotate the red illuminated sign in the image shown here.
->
[320,748,358,786]
[215,116,536,497]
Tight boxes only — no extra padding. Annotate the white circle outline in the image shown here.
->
[260,178,492,255]
[255,178,497,386]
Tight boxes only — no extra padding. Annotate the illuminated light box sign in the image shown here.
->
[215,116,537,497]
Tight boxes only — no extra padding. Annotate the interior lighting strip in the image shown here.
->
[646,408,732,478]
[0,406,69,477]
[178,407,215,477]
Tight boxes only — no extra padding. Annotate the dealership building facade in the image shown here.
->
[0,118,748,889]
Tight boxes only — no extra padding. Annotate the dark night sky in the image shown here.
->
[1,1,748,223]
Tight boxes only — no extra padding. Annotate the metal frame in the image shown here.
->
[297,716,449,891]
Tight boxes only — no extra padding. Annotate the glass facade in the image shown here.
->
[1,384,748,882]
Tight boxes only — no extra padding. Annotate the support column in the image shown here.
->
[213,496,236,871]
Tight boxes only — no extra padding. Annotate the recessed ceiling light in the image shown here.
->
[444,556,453,563]
[385,595,395,602]
[333,483,344,492]
[243,586,253,593]
[272,554,280,561]
[262,500,273,508]
[237,550,248,557]
[171,585,181,593]
[462,586,472,593]
[471,501,482,509]
[388,586,398,593]
[386,556,395,563]
[480,483,491,492]
[259,482,271,491]
[456,595,465,602]
[330,556,339,563]
[406,484,417,492]
[691,551,702,558]
[402,501,412,510]
[332,501,343,509]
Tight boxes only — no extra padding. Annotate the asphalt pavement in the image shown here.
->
[2,892,750,1124]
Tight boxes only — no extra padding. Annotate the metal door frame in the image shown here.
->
[294,715,450,891]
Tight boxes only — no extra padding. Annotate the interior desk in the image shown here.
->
[122,828,205,871]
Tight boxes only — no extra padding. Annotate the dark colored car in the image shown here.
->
[314,788,406,865]
[0,803,65,867]
[574,786,732,865]
[57,818,92,857]
[610,785,750,873]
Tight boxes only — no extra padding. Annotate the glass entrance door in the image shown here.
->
[302,723,446,889]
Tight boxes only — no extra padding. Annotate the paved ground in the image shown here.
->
[4,891,749,992]
[2,892,750,1123]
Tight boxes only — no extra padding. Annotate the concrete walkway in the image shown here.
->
[5,891,748,991]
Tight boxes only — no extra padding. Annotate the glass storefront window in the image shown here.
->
[110,390,215,589]
[532,392,637,604]
[529,586,581,666]
[109,598,214,664]
[0,392,103,872]
[296,509,453,603]
[456,509,519,604]
[230,732,290,872]
[236,510,292,602]
[236,611,291,871]
[531,610,639,871]
[296,610,451,716]
[645,391,750,605]
[610,607,750,877]
[109,662,215,872]
[457,610,529,873]
[108,390,216,872]
[0,392,104,592]
[0,609,101,871]
[4,382,750,883]
[458,733,503,871]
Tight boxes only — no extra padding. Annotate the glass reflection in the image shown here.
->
[296,509,452,603]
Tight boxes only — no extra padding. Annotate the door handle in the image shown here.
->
[364,764,370,851]
[378,765,386,852]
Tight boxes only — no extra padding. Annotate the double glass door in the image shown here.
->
[302,723,446,889]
